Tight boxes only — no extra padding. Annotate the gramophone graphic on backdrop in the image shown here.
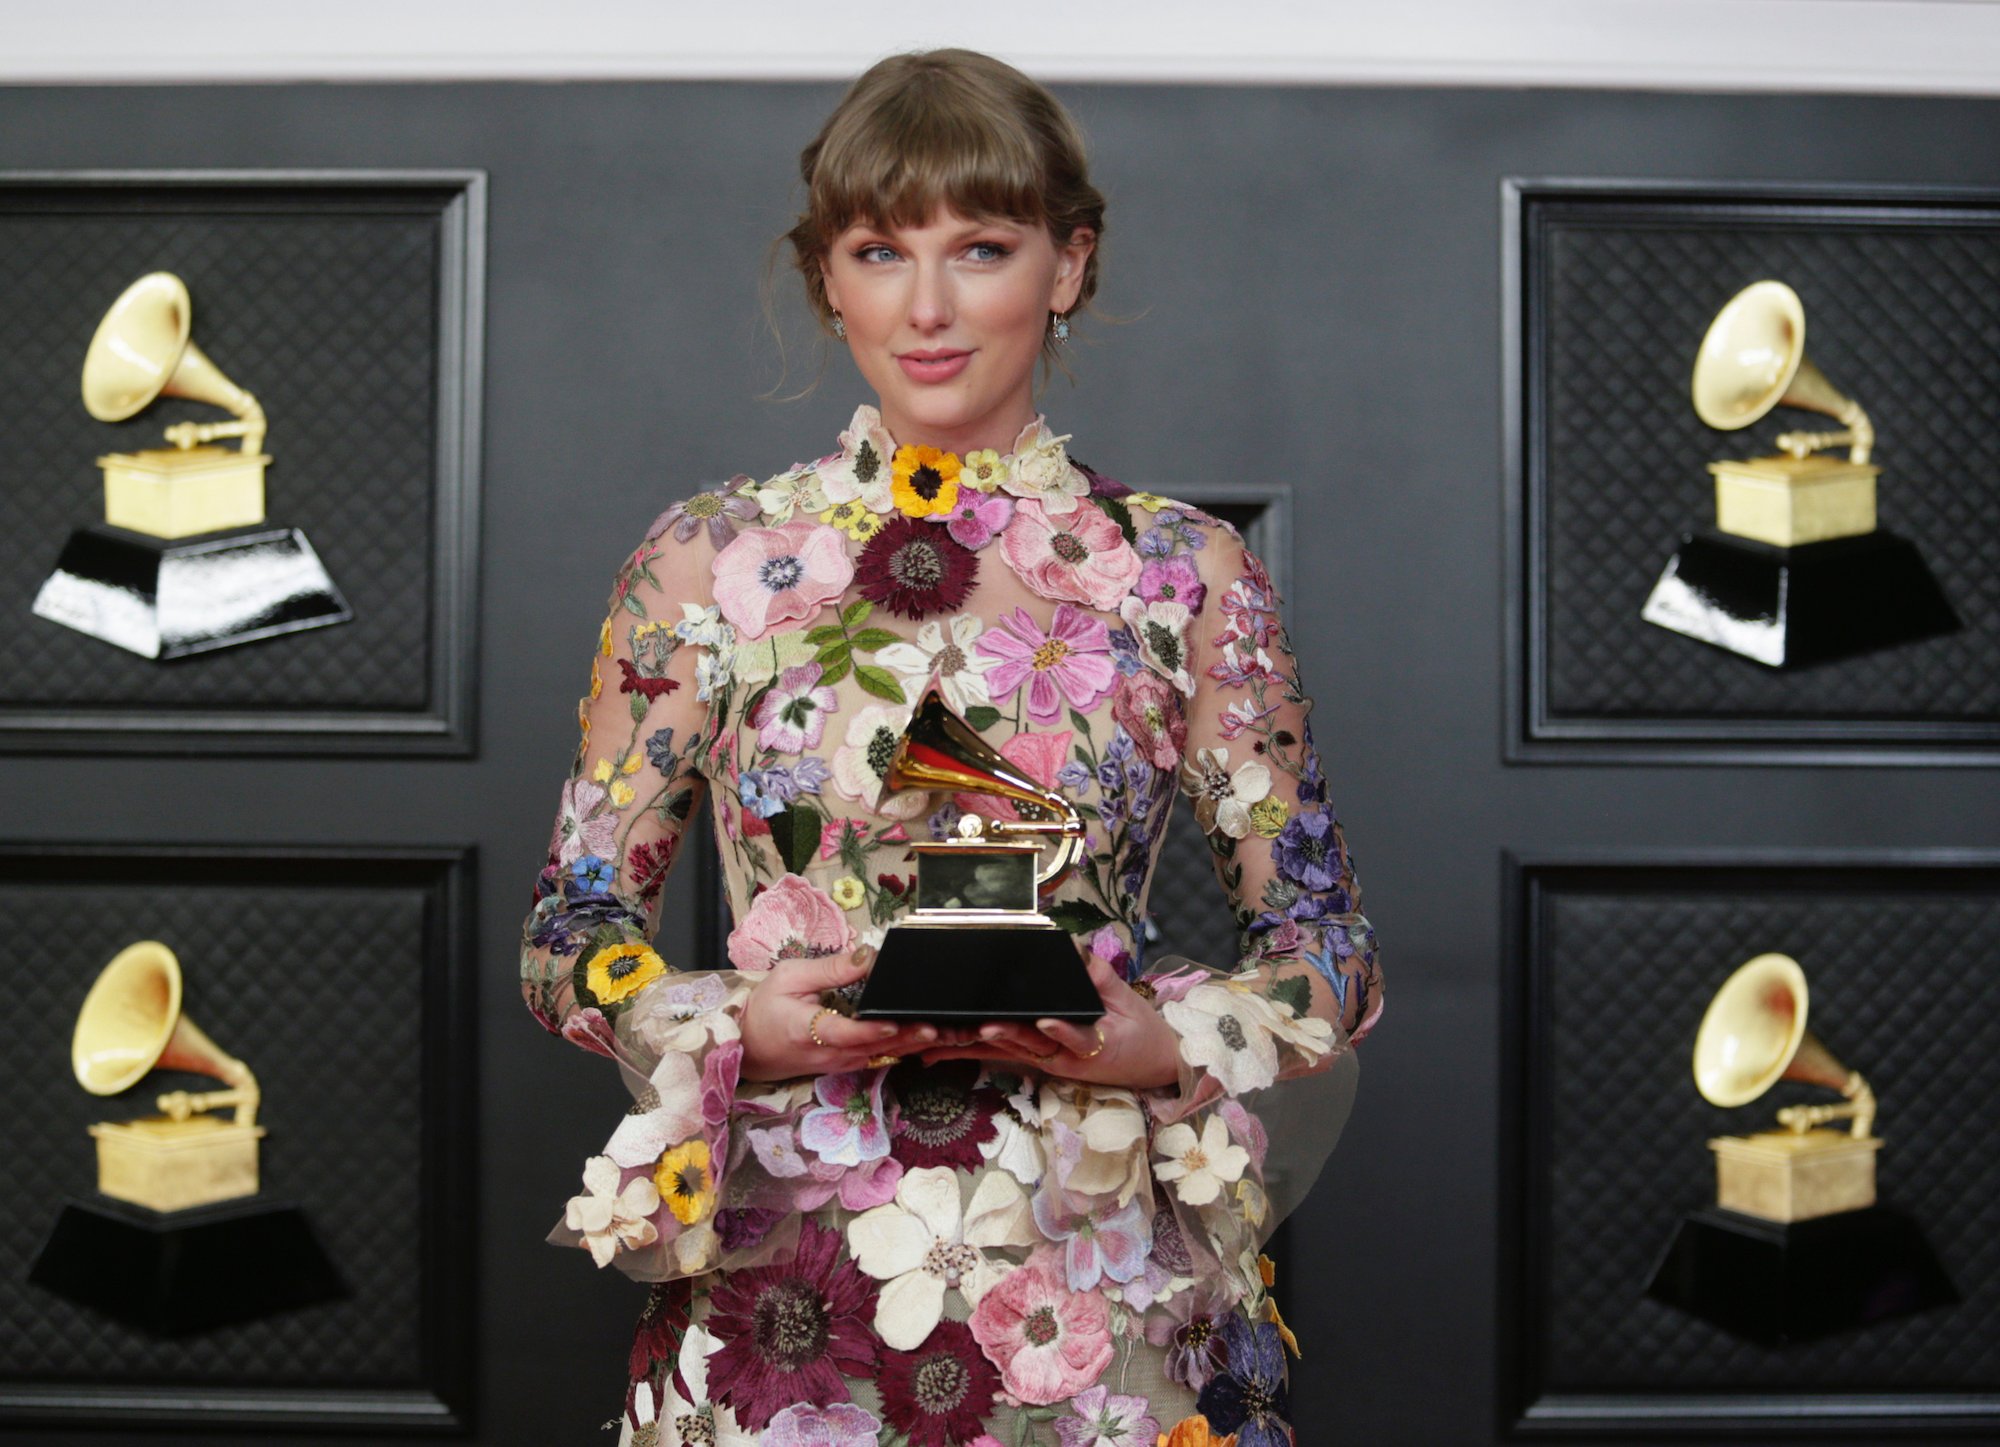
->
[27,940,342,1335]
[31,271,351,660]
[1646,951,1956,1345]
[1640,279,1959,668]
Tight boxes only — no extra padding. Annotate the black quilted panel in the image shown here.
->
[1529,864,2000,1391]
[1532,199,2000,722]
[0,188,439,710]
[0,851,435,1388]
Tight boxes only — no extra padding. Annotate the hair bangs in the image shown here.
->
[813,97,1049,242]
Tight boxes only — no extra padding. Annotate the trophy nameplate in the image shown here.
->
[853,689,1105,1023]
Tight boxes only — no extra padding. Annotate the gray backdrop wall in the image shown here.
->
[0,78,1995,1445]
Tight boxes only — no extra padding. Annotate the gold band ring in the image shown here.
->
[866,1053,902,1068]
[809,1006,838,1049]
[1078,1024,1107,1060]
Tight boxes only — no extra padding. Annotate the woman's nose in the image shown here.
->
[907,259,953,331]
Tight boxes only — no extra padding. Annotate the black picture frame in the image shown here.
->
[1502,178,2000,766]
[0,842,476,1433]
[0,170,485,756]
[1500,848,2000,1437]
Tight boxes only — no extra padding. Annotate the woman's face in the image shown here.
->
[820,204,1095,456]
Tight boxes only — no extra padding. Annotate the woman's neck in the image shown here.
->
[876,396,1041,458]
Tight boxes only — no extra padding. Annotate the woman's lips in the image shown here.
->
[897,350,971,383]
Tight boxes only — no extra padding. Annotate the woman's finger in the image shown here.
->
[1033,1017,1102,1057]
[786,948,874,996]
[808,1008,904,1051]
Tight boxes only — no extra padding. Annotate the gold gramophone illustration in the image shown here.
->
[1646,951,1955,1343]
[852,687,1104,1022]
[73,940,264,1212]
[32,271,351,659]
[28,939,342,1335]
[1641,279,1957,667]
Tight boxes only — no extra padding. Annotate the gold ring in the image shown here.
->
[809,1006,837,1048]
[1078,1024,1107,1060]
[866,1053,902,1068]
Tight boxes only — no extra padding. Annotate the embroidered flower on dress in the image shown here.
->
[656,1324,757,1447]
[653,1137,715,1224]
[761,1402,883,1447]
[756,466,832,525]
[1195,1315,1293,1447]
[976,605,1117,725]
[711,519,854,640]
[1156,1416,1237,1447]
[1029,1191,1151,1292]
[998,499,1141,611]
[966,1249,1115,1406]
[830,702,928,819]
[1000,419,1090,515]
[873,613,1001,715]
[1272,809,1342,892]
[752,660,840,754]
[725,874,855,972]
[889,1061,1003,1171]
[1111,672,1187,772]
[943,489,1014,550]
[1136,555,1207,613]
[565,1155,660,1267]
[1152,1115,1250,1206]
[798,1068,894,1168]
[704,1220,880,1431]
[876,1318,1001,1447]
[845,1165,1036,1349]
[960,447,1010,493]
[1054,1385,1160,1447]
[585,941,667,1004]
[821,498,889,542]
[820,405,897,513]
[605,1053,701,1167]
[891,445,962,519]
[1178,747,1272,840]
[1118,597,1196,697]
[854,516,979,620]
[649,488,759,549]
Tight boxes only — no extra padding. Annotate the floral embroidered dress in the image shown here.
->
[520,405,1383,1447]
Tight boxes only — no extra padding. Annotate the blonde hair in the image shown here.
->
[763,48,1107,395]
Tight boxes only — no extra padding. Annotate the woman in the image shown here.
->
[521,48,1382,1447]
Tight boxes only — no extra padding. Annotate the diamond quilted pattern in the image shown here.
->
[1528,864,2000,1391]
[0,852,437,1386]
[0,189,440,710]
[1532,200,2000,722]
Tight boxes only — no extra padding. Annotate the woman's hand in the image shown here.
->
[738,948,941,1082]
[916,948,1182,1089]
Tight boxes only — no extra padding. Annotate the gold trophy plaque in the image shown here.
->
[852,688,1104,1023]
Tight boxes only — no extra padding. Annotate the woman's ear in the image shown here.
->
[818,255,840,315]
[1050,226,1096,314]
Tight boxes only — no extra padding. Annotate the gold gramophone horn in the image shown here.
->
[1691,280,1873,464]
[72,940,259,1127]
[1692,951,1873,1138]
[80,272,267,456]
[887,688,1086,892]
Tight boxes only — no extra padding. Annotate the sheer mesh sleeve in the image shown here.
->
[1141,512,1381,1240]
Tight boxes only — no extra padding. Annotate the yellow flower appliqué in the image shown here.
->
[609,780,637,808]
[821,500,887,542]
[831,875,866,910]
[654,1138,715,1225]
[960,447,1008,493]
[585,942,666,1004]
[890,444,961,518]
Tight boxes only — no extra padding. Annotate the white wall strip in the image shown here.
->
[6,0,2000,97]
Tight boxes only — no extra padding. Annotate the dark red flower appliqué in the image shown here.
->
[888,1060,1001,1171]
[854,516,978,621]
[878,1318,1000,1446]
[618,657,680,699]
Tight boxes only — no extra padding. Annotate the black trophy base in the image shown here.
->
[28,1193,345,1336]
[1640,528,1959,668]
[1646,1203,1957,1345]
[854,921,1105,1023]
[32,522,352,659]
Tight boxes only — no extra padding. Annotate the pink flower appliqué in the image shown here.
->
[976,605,1117,725]
[967,1249,1114,1406]
[998,498,1141,611]
[1137,555,1206,613]
[752,661,839,754]
[944,490,1014,550]
[1111,671,1188,771]
[711,519,854,640]
[798,1068,894,1167]
[726,874,855,972]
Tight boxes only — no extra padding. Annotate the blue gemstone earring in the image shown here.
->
[1050,311,1070,342]
[831,311,846,339]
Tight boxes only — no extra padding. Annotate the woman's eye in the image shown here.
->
[855,244,897,263]
[969,242,1012,262]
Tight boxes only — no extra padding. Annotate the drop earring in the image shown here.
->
[1049,310,1070,342]
[830,311,846,339]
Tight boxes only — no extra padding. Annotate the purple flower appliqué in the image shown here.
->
[1137,555,1206,613]
[1030,1189,1151,1292]
[1196,1314,1293,1447]
[1272,809,1342,893]
[944,490,1014,550]
[1055,1384,1159,1447]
